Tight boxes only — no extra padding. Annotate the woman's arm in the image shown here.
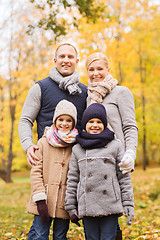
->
[117,87,138,173]
[117,87,138,153]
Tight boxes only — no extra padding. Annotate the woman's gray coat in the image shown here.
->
[87,86,138,155]
[65,139,134,218]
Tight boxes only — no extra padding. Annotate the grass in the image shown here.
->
[119,167,160,239]
[0,167,160,239]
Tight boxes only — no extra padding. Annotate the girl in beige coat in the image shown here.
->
[27,100,78,240]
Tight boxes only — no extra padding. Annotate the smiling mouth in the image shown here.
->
[60,126,68,128]
[60,126,70,132]
[93,77,101,79]
[62,65,70,68]
[91,128,99,132]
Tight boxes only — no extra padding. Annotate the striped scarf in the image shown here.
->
[45,126,78,147]
[88,74,118,103]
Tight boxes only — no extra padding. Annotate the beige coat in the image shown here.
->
[27,135,72,219]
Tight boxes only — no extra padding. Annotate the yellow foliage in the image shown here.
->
[0,0,160,171]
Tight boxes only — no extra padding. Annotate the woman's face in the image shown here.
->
[87,59,110,83]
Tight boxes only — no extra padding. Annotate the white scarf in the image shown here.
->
[49,67,82,95]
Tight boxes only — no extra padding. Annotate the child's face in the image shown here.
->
[56,114,74,134]
[86,118,104,134]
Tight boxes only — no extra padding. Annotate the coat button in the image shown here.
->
[87,158,92,162]
[61,161,64,166]
[103,190,107,194]
[86,188,91,193]
[59,181,62,188]
[88,173,92,178]
[104,175,107,179]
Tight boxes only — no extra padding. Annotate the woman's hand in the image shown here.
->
[119,150,135,174]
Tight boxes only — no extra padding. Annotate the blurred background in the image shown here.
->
[0,0,160,183]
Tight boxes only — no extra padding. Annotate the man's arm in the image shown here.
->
[18,84,41,166]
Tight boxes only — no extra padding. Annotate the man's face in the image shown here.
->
[54,45,79,76]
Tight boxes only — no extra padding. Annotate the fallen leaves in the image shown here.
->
[0,168,160,239]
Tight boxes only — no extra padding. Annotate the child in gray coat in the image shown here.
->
[65,103,134,240]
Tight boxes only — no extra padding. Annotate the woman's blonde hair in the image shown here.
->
[86,52,110,69]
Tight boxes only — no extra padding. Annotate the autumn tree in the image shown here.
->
[0,77,7,181]
[0,0,55,182]
[1,0,160,178]
[72,0,160,167]
[28,0,104,39]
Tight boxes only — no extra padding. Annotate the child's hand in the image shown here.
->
[70,214,80,227]
[124,206,134,225]
[36,200,50,222]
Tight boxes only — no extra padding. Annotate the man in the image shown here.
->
[19,42,87,167]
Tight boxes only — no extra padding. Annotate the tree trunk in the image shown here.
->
[0,170,7,182]
[139,42,148,170]
[118,61,123,85]
[0,84,7,181]
[6,119,14,182]
[6,0,14,183]
[6,97,16,183]
[142,94,147,170]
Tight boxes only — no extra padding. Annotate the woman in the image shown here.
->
[86,52,138,240]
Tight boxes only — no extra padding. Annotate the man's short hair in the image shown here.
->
[54,42,78,59]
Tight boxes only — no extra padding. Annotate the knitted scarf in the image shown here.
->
[45,126,78,147]
[49,67,82,95]
[76,128,114,149]
[88,74,118,103]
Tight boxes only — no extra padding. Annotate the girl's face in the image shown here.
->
[56,114,74,133]
[87,59,110,83]
[86,118,104,134]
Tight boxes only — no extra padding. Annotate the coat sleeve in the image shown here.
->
[117,87,138,155]
[116,141,134,207]
[30,140,47,202]
[64,149,80,217]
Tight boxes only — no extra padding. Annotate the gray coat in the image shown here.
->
[65,139,134,218]
[87,86,138,155]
